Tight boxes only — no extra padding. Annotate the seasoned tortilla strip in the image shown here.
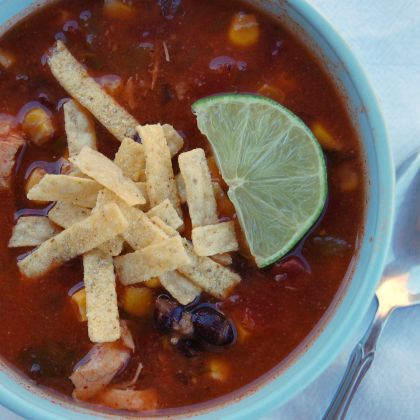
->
[192,221,239,256]
[178,240,240,298]
[177,174,224,205]
[48,201,91,228]
[27,174,101,208]
[114,137,145,182]
[162,124,184,157]
[211,253,233,266]
[147,199,183,230]
[83,249,120,343]
[8,216,59,247]
[137,124,181,215]
[176,173,187,204]
[115,236,191,285]
[63,99,97,157]
[97,237,124,257]
[91,191,125,257]
[159,271,201,305]
[149,216,178,237]
[48,41,139,141]
[135,182,149,210]
[49,201,121,256]
[70,147,145,206]
[178,148,218,227]
[18,203,128,279]
[96,189,166,250]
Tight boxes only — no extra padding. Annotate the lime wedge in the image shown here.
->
[192,93,327,267]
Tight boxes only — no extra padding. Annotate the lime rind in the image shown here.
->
[192,93,327,267]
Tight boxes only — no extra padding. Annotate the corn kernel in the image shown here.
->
[236,323,251,343]
[144,277,161,289]
[258,84,286,103]
[312,122,342,152]
[122,286,154,317]
[337,163,359,192]
[229,13,260,47]
[104,0,137,20]
[71,288,87,322]
[0,48,16,69]
[22,108,55,146]
[207,358,230,381]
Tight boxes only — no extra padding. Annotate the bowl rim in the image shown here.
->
[0,0,394,419]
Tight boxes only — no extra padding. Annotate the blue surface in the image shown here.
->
[0,0,395,419]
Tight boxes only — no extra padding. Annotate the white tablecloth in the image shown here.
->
[1,0,419,419]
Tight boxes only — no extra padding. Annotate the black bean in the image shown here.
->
[176,338,202,358]
[157,0,183,20]
[155,295,183,332]
[192,306,234,346]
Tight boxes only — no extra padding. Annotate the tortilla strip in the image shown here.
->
[48,201,122,256]
[70,146,145,206]
[63,99,97,157]
[178,240,240,298]
[27,174,101,208]
[137,124,181,215]
[178,148,218,227]
[83,249,120,343]
[192,221,239,256]
[48,201,91,228]
[48,41,139,141]
[149,216,178,237]
[211,253,233,266]
[114,137,145,182]
[135,182,149,210]
[96,237,124,257]
[96,189,166,250]
[18,203,128,279]
[162,124,184,156]
[176,173,187,204]
[159,271,201,305]
[177,174,224,205]
[147,199,183,230]
[91,191,125,257]
[115,236,191,285]
[8,216,60,248]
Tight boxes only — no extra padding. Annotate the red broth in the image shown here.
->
[0,0,364,411]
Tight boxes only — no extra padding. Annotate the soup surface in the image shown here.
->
[0,0,364,413]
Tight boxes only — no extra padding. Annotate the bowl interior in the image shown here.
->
[0,1,394,419]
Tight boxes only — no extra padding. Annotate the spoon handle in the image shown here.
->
[323,304,385,420]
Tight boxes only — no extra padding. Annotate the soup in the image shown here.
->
[0,0,364,413]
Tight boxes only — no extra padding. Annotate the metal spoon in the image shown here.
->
[323,150,420,420]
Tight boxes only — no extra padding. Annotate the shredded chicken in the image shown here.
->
[96,388,158,411]
[0,114,25,190]
[173,312,194,336]
[70,321,134,400]
[123,76,138,110]
[116,361,143,388]
[162,41,170,62]
[149,47,161,90]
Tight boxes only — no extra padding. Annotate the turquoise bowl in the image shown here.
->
[0,1,394,419]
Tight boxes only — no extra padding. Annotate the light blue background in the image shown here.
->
[1,0,419,418]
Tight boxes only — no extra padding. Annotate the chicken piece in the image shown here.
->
[70,321,134,400]
[96,388,158,411]
[0,115,25,190]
